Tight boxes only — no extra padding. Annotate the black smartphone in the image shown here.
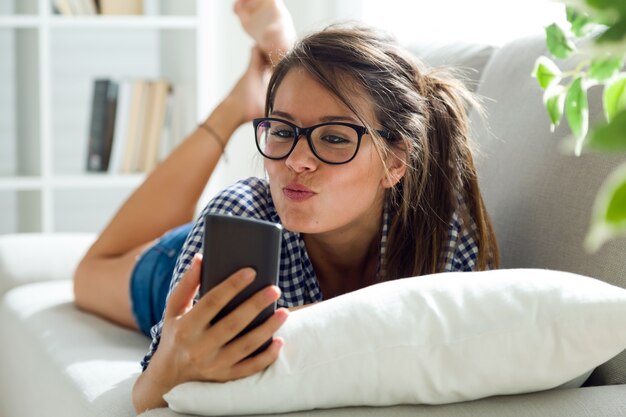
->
[200,213,282,357]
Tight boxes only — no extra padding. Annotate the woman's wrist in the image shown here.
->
[200,98,245,142]
[133,351,181,412]
[133,367,171,412]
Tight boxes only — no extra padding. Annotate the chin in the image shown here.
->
[279,215,318,234]
[274,207,321,233]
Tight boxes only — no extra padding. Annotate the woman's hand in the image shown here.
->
[132,254,288,412]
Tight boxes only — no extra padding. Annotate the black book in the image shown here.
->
[86,79,118,172]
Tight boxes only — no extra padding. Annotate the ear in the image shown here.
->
[381,149,407,189]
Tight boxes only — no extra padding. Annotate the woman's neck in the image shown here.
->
[303,208,383,298]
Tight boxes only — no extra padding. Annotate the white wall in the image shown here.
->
[360,0,566,46]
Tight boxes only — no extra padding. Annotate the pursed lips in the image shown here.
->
[283,182,316,202]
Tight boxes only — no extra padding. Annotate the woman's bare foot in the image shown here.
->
[234,0,296,61]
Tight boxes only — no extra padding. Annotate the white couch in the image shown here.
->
[2,33,626,417]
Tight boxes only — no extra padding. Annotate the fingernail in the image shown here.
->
[241,268,255,283]
[277,308,289,323]
[265,286,281,300]
[274,286,282,298]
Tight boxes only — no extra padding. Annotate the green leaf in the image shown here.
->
[597,20,626,43]
[567,6,594,37]
[532,56,562,90]
[585,109,626,152]
[585,162,626,252]
[603,74,626,121]
[565,77,589,155]
[588,57,624,81]
[546,23,576,59]
[585,0,626,18]
[543,85,566,131]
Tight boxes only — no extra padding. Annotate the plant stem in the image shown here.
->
[560,59,592,81]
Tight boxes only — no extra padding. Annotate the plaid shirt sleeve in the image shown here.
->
[140,178,271,371]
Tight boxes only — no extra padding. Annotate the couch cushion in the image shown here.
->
[407,41,496,92]
[0,233,95,295]
[0,280,146,417]
[470,32,626,384]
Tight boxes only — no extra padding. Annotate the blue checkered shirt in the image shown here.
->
[141,176,480,370]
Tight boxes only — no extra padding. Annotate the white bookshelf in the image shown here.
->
[0,0,214,234]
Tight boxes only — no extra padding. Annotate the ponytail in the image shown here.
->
[384,69,499,279]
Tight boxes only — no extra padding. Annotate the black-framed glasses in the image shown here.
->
[253,117,393,165]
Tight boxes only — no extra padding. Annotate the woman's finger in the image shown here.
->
[184,267,256,324]
[207,284,282,348]
[226,337,285,381]
[216,307,289,366]
[163,254,202,320]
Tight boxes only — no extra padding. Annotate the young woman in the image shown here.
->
[129,20,500,414]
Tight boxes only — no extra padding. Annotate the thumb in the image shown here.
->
[164,254,202,319]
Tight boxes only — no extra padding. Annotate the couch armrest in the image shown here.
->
[0,233,96,295]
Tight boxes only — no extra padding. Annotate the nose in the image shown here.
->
[285,134,318,172]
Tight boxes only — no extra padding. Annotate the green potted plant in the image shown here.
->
[532,0,626,252]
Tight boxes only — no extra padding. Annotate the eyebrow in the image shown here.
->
[271,110,359,124]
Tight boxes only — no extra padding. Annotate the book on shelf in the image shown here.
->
[99,0,143,15]
[73,0,97,15]
[143,80,170,172]
[87,77,173,175]
[53,0,74,15]
[133,80,154,172]
[53,0,97,15]
[120,79,145,173]
[108,79,132,174]
[86,79,118,172]
[53,0,142,15]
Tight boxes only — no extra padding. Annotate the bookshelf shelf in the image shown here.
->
[0,177,43,191]
[0,16,40,27]
[48,16,197,29]
[1,0,212,234]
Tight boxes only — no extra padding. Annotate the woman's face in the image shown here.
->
[265,68,394,236]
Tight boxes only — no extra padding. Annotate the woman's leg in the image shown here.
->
[73,0,296,331]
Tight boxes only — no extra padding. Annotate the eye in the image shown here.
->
[271,128,295,139]
[320,134,352,145]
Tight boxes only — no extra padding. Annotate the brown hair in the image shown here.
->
[266,25,499,279]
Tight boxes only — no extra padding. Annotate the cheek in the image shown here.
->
[330,156,387,202]
[264,159,281,185]
[264,160,285,203]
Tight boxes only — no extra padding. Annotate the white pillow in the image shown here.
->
[164,269,626,415]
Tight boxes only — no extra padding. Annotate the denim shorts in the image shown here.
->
[129,223,193,337]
